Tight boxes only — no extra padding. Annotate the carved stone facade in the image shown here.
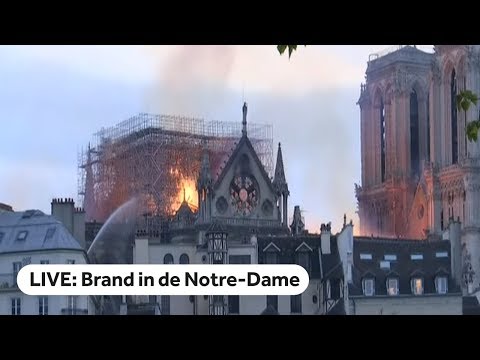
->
[356,45,480,295]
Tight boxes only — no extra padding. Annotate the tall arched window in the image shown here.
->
[179,254,189,264]
[410,89,420,177]
[164,254,174,264]
[380,99,386,182]
[451,69,458,164]
[427,91,431,162]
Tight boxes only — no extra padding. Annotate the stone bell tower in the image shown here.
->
[356,46,433,238]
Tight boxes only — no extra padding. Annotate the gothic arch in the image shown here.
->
[372,85,384,108]
[384,83,394,104]
[410,78,428,102]
[442,58,456,84]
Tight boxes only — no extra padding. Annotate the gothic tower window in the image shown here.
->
[427,91,431,162]
[451,69,458,164]
[441,209,444,231]
[380,98,386,182]
[410,89,420,178]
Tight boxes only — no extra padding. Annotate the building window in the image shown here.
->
[384,254,397,261]
[11,298,21,315]
[40,260,50,264]
[290,295,302,314]
[380,261,391,269]
[265,251,278,264]
[436,252,448,258]
[330,279,341,300]
[163,254,174,264]
[161,296,170,315]
[266,295,278,311]
[387,278,399,296]
[297,252,311,274]
[362,278,375,296]
[380,98,386,182]
[179,254,189,264]
[45,227,56,241]
[13,261,22,286]
[228,295,240,314]
[16,231,28,241]
[435,276,448,294]
[451,69,458,164]
[411,254,423,260]
[360,253,372,260]
[39,296,48,315]
[427,91,431,161]
[325,280,331,299]
[441,209,444,230]
[67,295,77,310]
[410,89,420,177]
[411,278,424,295]
[66,259,75,264]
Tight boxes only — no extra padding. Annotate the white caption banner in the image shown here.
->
[17,264,309,296]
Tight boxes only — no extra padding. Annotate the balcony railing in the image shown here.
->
[61,308,89,315]
[0,273,18,290]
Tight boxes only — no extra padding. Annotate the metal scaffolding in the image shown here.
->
[78,113,274,222]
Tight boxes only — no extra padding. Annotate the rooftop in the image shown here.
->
[349,236,460,297]
[0,210,83,254]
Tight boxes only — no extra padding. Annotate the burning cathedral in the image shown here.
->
[80,103,347,315]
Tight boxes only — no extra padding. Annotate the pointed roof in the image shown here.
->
[197,147,212,190]
[260,305,280,315]
[213,134,275,194]
[242,102,248,137]
[176,199,194,218]
[272,142,288,195]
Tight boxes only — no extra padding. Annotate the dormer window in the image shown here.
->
[17,231,28,241]
[362,278,375,296]
[435,276,448,294]
[296,252,311,275]
[387,278,399,296]
[360,253,372,260]
[411,277,424,295]
[265,251,278,264]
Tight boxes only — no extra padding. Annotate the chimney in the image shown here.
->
[73,207,86,249]
[51,197,75,235]
[448,218,462,290]
[320,222,331,255]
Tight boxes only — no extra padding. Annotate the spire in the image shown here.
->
[197,148,212,190]
[272,142,288,194]
[183,187,186,203]
[84,143,96,221]
[242,102,248,137]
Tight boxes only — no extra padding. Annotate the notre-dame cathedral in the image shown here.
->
[356,45,480,289]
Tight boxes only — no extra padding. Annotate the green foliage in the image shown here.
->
[457,90,478,112]
[467,121,480,142]
[277,45,305,59]
[457,90,480,142]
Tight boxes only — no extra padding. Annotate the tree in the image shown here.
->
[277,45,305,59]
[458,89,480,142]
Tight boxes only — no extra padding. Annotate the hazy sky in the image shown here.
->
[0,45,434,234]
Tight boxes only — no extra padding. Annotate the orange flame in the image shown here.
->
[171,177,198,213]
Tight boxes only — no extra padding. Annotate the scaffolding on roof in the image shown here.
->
[78,113,274,222]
